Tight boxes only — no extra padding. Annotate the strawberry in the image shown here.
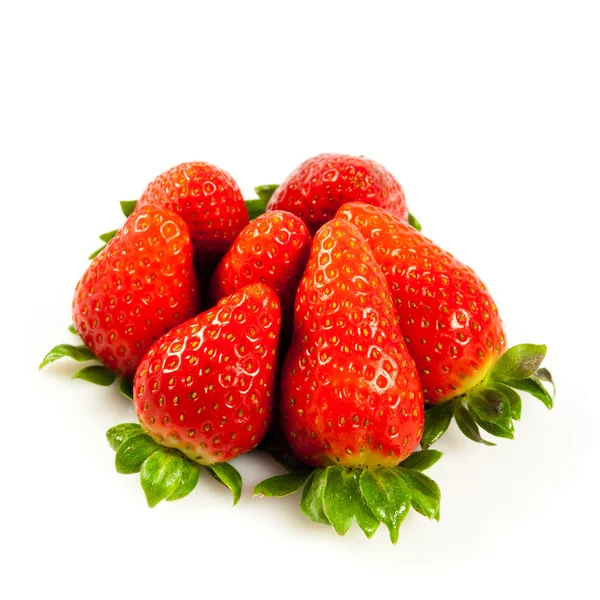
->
[280,218,423,467]
[135,283,281,464]
[253,219,441,544]
[266,154,408,235]
[336,202,554,446]
[105,284,281,508]
[208,210,312,334]
[71,204,199,379]
[138,161,249,272]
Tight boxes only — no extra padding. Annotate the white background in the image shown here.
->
[1,1,599,598]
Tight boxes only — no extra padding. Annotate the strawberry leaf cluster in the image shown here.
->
[107,423,242,507]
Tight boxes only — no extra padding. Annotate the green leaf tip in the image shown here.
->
[68,324,77,335]
[245,198,268,221]
[489,343,547,382]
[395,468,441,522]
[408,212,422,231]
[420,402,453,449]
[119,377,134,401]
[359,468,410,544]
[39,344,96,370]
[301,468,331,526]
[534,367,556,397]
[106,422,143,451]
[208,462,243,505]
[469,388,513,431]
[452,397,496,446]
[115,433,161,474]
[254,470,312,497]
[494,383,522,421]
[99,229,118,243]
[120,200,137,218]
[506,376,554,410]
[470,411,514,440]
[254,184,278,203]
[166,460,200,502]
[401,449,443,472]
[88,245,106,260]
[72,365,116,386]
[141,450,185,508]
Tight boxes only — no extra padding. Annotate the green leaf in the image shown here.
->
[452,397,495,446]
[400,449,443,472]
[301,468,331,525]
[140,450,184,508]
[506,376,554,410]
[120,200,137,218]
[322,467,379,538]
[72,365,116,386]
[408,212,422,231]
[489,343,547,382]
[469,387,513,430]
[208,462,243,506]
[166,459,200,502]
[254,184,278,203]
[359,468,410,544]
[470,411,514,440]
[245,198,268,220]
[322,468,354,535]
[88,245,106,260]
[119,377,134,401]
[348,472,381,539]
[420,402,453,449]
[535,367,556,398]
[68,324,77,335]
[39,344,96,370]
[99,229,118,243]
[494,383,522,420]
[254,470,312,497]
[115,433,161,474]
[106,423,143,451]
[396,468,441,521]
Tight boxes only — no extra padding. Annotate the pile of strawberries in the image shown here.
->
[41,154,554,543]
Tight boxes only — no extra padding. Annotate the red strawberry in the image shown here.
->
[72,204,199,378]
[280,218,424,468]
[134,283,281,464]
[208,210,312,331]
[254,219,440,544]
[336,202,553,445]
[138,162,249,271]
[266,154,408,235]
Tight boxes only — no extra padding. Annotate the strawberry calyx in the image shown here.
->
[421,343,555,448]
[39,324,133,398]
[408,212,422,231]
[107,423,243,507]
[89,201,138,259]
[254,450,442,544]
[244,184,278,220]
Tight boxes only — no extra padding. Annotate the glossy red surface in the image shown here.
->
[280,219,424,468]
[337,203,507,403]
[266,154,408,235]
[209,210,311,329]
[72,205,199,377]
[134,284,281,465]
[139,161,249,270]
